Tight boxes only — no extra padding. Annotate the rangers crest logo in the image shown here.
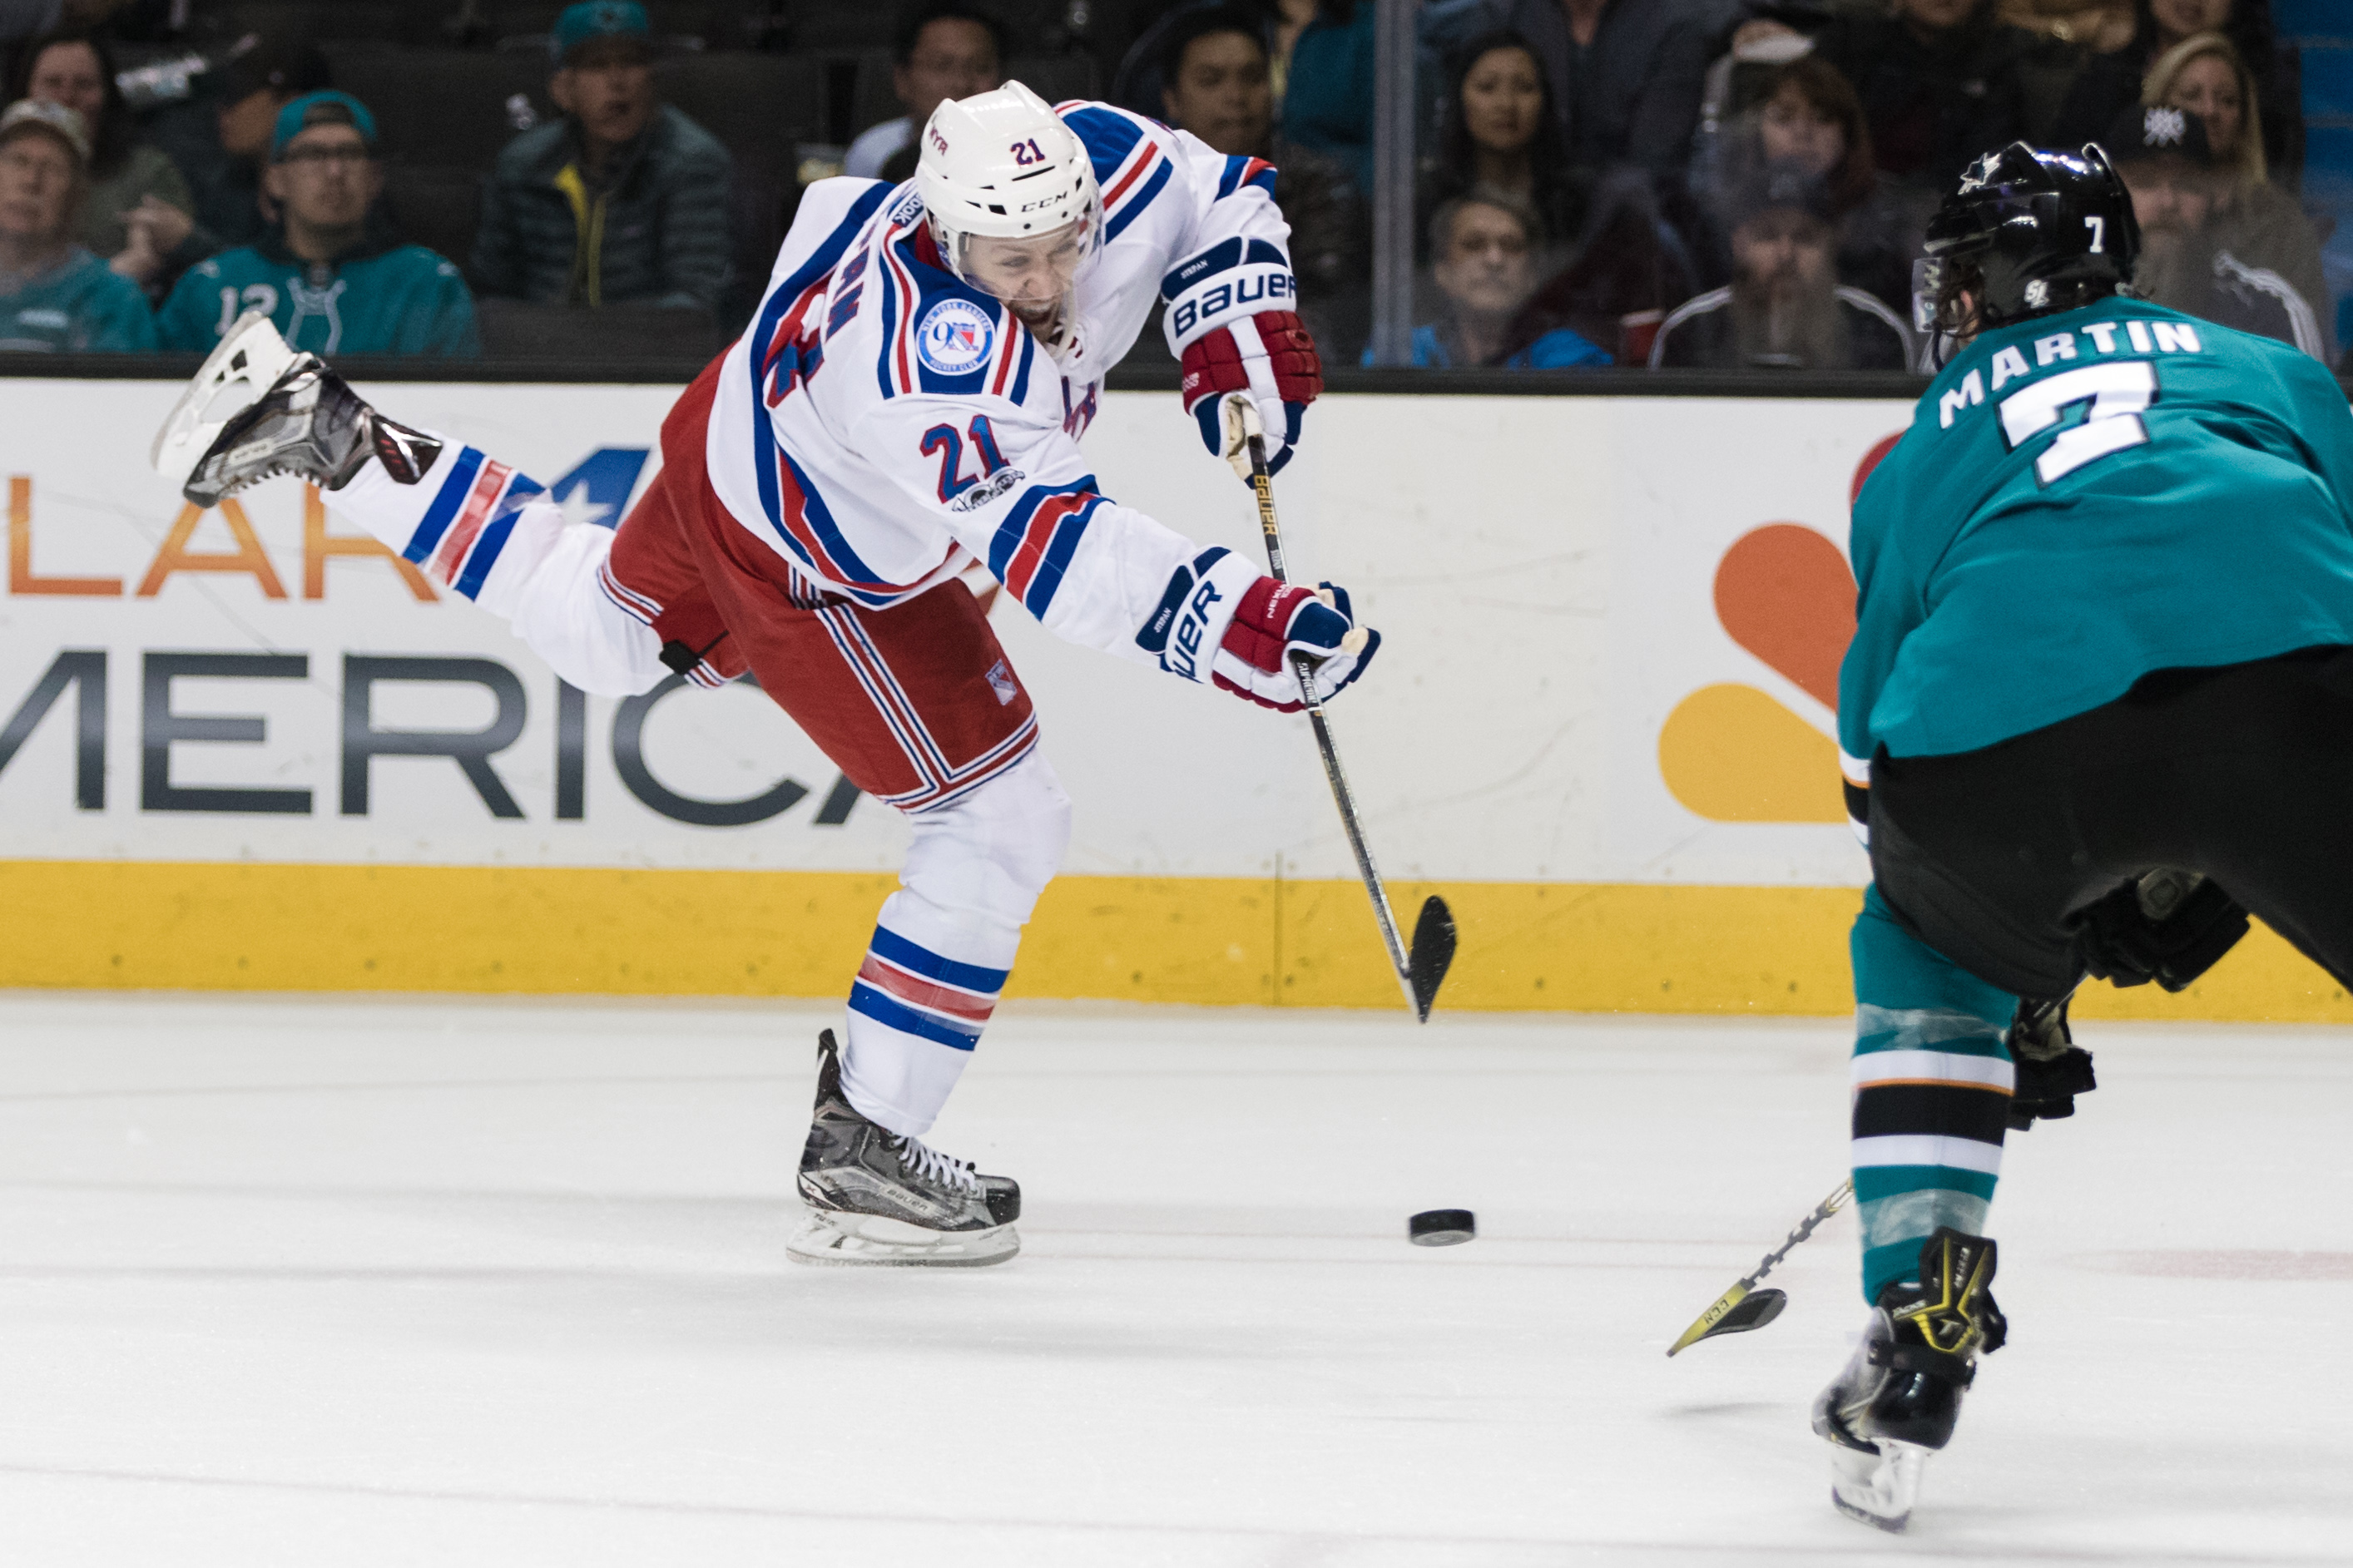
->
[984,659,1019,705]
[916,298,996,376]
[2143,106,2188,146]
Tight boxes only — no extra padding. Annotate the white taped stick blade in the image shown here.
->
[151,309,298,487]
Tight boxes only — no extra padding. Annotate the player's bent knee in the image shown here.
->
[903,754,1072,923]
[500,519,671,697]
[511,594,670,697]
[974,752,1072,894]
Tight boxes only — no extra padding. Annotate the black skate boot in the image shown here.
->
[151,309,441,506]
[790,1029,1021,1267]
[1812,1227,2007,1531]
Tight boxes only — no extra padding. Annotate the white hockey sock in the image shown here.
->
[327,433,666,697]
[837,754,1068,1136]
[841,892,1015,1138]
[331,433,546,604]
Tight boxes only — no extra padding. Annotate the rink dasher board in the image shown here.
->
[0,378,2343,1022]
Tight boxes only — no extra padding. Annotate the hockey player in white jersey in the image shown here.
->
[151,82,1372,1268]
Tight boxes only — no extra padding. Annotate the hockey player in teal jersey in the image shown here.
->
[155,92,478,359]
[1817,141,2353,1531]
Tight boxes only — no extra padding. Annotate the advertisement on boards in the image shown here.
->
[0,382,1910,888]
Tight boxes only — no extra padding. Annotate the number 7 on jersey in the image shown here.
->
[1998,359,2156,486]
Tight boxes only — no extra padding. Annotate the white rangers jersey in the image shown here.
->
[703,101,1300,681]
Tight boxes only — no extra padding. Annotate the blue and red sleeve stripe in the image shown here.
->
[1069,106,1173,244]
[1062,104,1143,186]
[989,477,1106,616]
[1216,155,1277,199]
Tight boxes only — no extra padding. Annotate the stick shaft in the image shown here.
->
[1248,437,1414,1000]
[1666,1180,1853,1354]
[1742,1180,1854,1288]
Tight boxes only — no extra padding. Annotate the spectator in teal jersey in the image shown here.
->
[0,98,154,352]
[156,92,478,357]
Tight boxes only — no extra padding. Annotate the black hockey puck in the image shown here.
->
[1408,1209,1476,1246]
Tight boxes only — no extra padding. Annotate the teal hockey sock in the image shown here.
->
[1850,885,2019,1302]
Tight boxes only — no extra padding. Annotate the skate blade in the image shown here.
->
[786,1209,1020,1269]
[150,309,299,488]
[1827,1438,1925,1533]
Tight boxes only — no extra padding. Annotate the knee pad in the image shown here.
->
[965,751,1072,898]
[498,512,669,697]
[902,752,1071,927]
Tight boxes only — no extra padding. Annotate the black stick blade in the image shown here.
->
[1667,1285,1789,1355]
[1408,896,1457,1022]
[1711,1286,1787,1335]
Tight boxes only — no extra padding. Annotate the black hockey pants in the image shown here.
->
[1868,644,2353,1001]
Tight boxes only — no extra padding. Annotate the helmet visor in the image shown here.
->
[1913,251,1984,339]
[953,216,1092,308]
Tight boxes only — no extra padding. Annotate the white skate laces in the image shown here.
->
[888,1133,983,1195]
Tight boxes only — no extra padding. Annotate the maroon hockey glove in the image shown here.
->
[1213,574,1377,711]
[1180,310,1322,477]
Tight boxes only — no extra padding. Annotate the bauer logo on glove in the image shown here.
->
[1138,547,1377,710]
[1164,235,1323,477]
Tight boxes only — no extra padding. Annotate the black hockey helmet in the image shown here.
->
[1916,141,2138,341]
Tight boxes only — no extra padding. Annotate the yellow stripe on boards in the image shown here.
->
[0,860,2345,1022]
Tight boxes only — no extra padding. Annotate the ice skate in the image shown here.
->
[150,309,441,507]
[790,1030,1020,1268]
[1812,1228,2006,1531]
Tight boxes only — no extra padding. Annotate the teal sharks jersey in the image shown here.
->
[157,240,478,359]
[1840,297,2353,770]
[0,249,156,353]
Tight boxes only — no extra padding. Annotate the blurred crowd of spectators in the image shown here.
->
[0,0,2337,374]
[1398,0,2339,370]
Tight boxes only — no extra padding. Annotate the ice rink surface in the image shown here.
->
[0,993,2346,1566]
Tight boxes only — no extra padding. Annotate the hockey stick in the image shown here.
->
[1667,1179,1853,1356]
[1246,433,1456,1021]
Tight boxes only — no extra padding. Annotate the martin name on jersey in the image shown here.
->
[706,101,1300,688]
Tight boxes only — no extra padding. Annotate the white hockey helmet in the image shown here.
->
[914,79,1102,282]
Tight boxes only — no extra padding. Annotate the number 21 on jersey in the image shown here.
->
[922,415,1008,502]
[1998,359,2155,486]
